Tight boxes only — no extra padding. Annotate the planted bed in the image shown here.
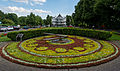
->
[0,35,119,68]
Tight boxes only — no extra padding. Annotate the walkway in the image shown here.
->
[0,41,120,71]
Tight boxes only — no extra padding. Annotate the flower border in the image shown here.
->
[0,42,120,69]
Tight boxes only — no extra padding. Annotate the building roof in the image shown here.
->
[57,14,63,18]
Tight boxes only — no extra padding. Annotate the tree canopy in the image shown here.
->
[66,15,74,26]
[2,19,15,25]
[0,10,49,26]
[73,0,120,29]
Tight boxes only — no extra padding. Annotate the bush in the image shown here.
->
[7,27,112,41]
[7,29,44,41]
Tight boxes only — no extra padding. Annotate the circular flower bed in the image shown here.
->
[0,35,120,68]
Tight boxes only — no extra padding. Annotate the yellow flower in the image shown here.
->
[48,59,54,63]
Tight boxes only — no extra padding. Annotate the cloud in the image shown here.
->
[3,0,47,6]
[1,6,51,18]
[11,0,29,4]
[30,2,34,6]
[30,0,46,6]
[32,0,46,3]
[5,6,51,13]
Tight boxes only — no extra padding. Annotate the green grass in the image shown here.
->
[107,34,120,41]
[0,36,11,42]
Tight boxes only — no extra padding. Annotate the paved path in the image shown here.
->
[0,41,120,71]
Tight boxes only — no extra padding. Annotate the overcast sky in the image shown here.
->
[0,0,79,19]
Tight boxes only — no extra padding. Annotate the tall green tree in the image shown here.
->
[2,19,15,25]
[26,12,36,26]
[26,13,44,26]
[18,16,27,26]
[66,15,74,26]
[0,10,5,21]
[46,15,52,26]
[94,0,120,29]
[35,15,44,26]
[5,13,18,24]
[43,19,47,26]
[73,0,97,28]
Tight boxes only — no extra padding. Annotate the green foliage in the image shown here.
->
[0,24,11,26]
[35,15,44,26]
[107,34,120,40]
[2,19,15,25]
[43,19,47,26]
[26,12,36,26]
[5,13,18,24]
[94,0,120,29]
[0,10,19,25]
[7,29,44,41]
[107,31,120,40]
[73,0,96,27]
[26,12,44,26]
[18,16,27,26]
[0,10,5,21]
[45,15,52,26]
[0,10,46,26]
[78,22,88,28]
[74,0,120,29]
[0,36,11,42]
[66,15,74,26]
[7,27,112,41]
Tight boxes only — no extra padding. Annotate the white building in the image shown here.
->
[52,14,66,27]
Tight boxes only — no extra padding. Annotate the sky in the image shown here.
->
[0,0,79,19]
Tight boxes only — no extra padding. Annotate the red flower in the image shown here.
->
[4,33,7,36]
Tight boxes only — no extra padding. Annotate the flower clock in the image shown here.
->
[0,35,120,68]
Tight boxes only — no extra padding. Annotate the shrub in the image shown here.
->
[7,29,44,41]
[7,27,112,41]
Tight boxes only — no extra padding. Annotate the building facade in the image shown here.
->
[52,14,66,27]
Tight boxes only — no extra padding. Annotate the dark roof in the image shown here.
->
[57,14,63,18]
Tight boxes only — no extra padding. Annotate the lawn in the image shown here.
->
[0,36,11,42]
[107,34,120,40]
[107,31,120,41]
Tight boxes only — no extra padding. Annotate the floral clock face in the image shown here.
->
[1,35,119,68]
[20,35,101,57]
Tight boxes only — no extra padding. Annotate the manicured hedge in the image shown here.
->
[7,27,112,41]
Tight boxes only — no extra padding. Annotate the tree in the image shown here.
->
[5,13,18,24]
[2,19,15,25]
[73,0,97,28]
[46,15,52,26]
[26,12,36,26]
[43,19,47,26]
[26,13,44,26]
[0,10,5,21]
[94,0,120,29]
[66,15,74,26]
[35,15,43,26]
[18,16,27,26]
